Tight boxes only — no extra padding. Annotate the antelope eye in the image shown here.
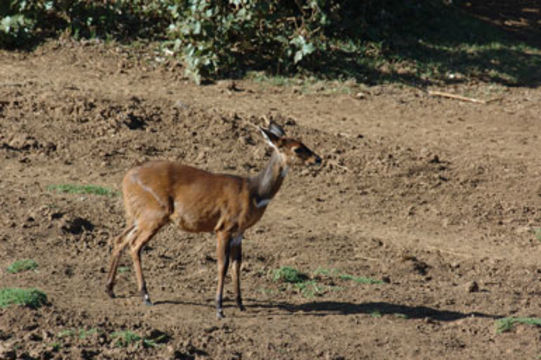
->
[294,147,304,154]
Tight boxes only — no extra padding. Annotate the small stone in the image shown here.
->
[466,281,479,293]
[355,92,367,99]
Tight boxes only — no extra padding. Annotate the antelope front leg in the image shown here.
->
[230,234,245,312]
[216,231,231,319]
[129,228,160,306]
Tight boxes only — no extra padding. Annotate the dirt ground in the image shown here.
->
[1,32,541,359]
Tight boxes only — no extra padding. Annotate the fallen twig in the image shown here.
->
[428,90,486,104]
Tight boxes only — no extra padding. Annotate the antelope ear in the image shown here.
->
[259,127,280,148]
[268,121,285,138]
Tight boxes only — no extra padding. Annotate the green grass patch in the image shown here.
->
[111,330,164,348]
[57,329,76,338]
[273,267,324,297]
[294,280,325,298]
[55,327,168,348]
[7,259,38,274]
[313,267,341,277]
[534,228,541,242]
[111,330,142,347]
[394,313,409,319]
[47,184,119,197]
[49,342,62,352]
[314,267,383,285]
[0,288,47,309]
[496,317,541,334]
[117,266,131,274]
[338,274,383,285]
[258,287,275,296]
[58,328,99,339]
[273,266,309,284]
[272,266,383,298]
[247,71,356,95]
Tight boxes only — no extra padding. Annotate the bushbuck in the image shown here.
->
[105,122,322,318]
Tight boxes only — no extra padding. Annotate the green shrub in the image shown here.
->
[165,0,323,83]
[3,1,539,86]
[0,288,47,309]
[0,0,44,48]
[1,0,170,48]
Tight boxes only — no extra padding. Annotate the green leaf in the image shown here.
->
[294,50,303,64]
[193,21,201,35]
[302,42,315,55]
[290,35,305,47]
[173,38,181,51]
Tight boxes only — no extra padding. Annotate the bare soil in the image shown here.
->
[1,39,541,359]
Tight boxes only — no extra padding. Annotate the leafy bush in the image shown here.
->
[4,1,536,86]
[0,1,431,79]
[165,0,324,83]
[61,0,170,40]
[0,0,47,48]
[1,0,170,48]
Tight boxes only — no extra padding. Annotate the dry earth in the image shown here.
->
[1,36,541,359]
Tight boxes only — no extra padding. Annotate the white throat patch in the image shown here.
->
[255,199,271,208]
[255,198,271,208]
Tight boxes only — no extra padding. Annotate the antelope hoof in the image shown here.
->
[143,294,153,306]
[105,286,115,298]
[237,300,246,312]
[216,309,225,319]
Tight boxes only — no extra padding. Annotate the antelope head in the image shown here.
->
[259,122,322,167]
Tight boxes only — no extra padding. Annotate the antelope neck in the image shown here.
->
[250,151,288,206]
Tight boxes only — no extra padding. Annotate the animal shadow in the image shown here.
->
[253,300,501,322]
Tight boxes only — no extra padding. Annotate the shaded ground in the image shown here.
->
[461,0,541,45]
[1,36,541,359]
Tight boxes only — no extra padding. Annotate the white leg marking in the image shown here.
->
[127,222,138,239]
